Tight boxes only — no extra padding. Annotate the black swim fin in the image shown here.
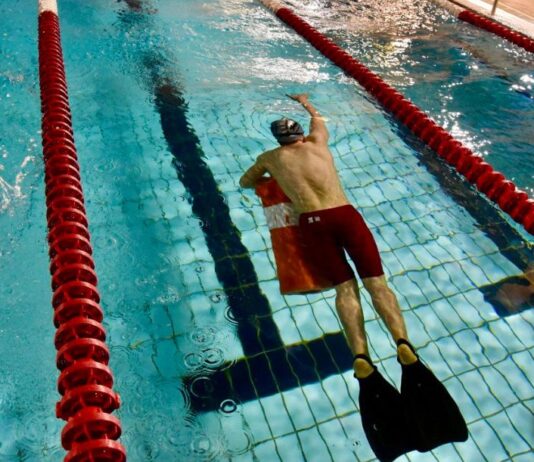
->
[355,355,418,462]
[398,340,469,452]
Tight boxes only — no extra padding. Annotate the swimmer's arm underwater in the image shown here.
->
[239,153,269,188]
[287,93,329,143]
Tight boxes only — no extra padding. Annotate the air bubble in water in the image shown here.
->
[190,376,214,398]
[219,399,238,415]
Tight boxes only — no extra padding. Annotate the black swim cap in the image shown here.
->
[270,118,304,145]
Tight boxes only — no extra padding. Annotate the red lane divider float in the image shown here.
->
[38,1,126,460]
[458,9,534,53]
[258,1,533,235]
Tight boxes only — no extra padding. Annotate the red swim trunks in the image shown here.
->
[299,205,384,285]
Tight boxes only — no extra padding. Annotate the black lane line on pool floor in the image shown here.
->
[120,1,355,410]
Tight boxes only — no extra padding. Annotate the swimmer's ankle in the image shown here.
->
[396,339,418,365]
[353,355,375,379]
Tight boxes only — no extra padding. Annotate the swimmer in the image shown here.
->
[240,93,467,460]
[240,93,416,374]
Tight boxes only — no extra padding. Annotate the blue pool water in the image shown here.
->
[0,0,532,461]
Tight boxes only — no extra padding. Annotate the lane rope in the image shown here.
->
[457,8,534,53]
[439,0,534,52]
[257,0,534,235]
[37,1,127,460]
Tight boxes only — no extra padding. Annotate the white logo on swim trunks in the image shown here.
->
[308,216,321,223]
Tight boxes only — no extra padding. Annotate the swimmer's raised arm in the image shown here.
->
[239,153,269,188]
[287,93,329,143]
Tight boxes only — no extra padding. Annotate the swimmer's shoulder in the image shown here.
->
[258,147,282,163]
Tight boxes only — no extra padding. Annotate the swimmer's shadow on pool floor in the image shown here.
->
[481,269,534,317]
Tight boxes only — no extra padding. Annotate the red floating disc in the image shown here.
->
[45,119,73,135]
[41,85,68,102]
[61,407,122,450]
[46,173,83,194]
[411,117,433,137]
[47,207,89,229]
[45,164,81,185]
[47,184,84,204]
[52,281,101,309]
[56,384,120,421]
[65,440,126,462]
[345,61,365,75]
[41,90,66,103]
[436,139,462,158]
[488,179,514,202]
[51,263,98,291]
[446,146,471,167]
[428,129,452,151]
[46,196,85,220]
[54,298,103,328]
[374,87,394,103]
[48,222,91,245]
[317,41,333,53]
[505,191,529,217]
[57,338,110,371]
[45,155,80,175]
[43,97,70,112]
[43,138,77,158]
[50,249,94,276]
[387,97,406,114]
[456,152,481,175]
[477,171,505,194]
[395,102,418,120]
[329,49,346,63]
[58,360,113,395]
[49,234,92,260]
[510,198,533,221]
[498,188,520,213]
[404,110,426,129]
[465,161,492,182]
[43,111,72,130]
[44,150,77,165]
[55,316,106,350]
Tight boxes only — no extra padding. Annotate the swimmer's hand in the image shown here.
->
[287,93,309,104]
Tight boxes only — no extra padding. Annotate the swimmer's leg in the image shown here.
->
[362,275,417,365]
[334,278,374,378]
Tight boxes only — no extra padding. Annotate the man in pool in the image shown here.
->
[240,93,416,375]
[239,93,467,461]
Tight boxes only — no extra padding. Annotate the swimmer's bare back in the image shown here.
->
[240,94,349,214]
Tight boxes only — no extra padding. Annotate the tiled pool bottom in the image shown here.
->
[94,79,533,461]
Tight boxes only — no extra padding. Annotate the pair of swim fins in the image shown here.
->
[356,341,468,462]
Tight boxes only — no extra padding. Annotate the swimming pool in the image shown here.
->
[0,0,532,460]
